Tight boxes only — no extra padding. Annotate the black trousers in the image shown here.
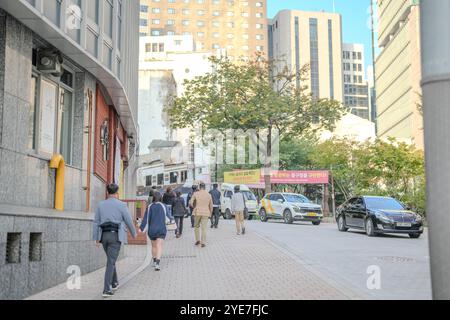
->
[101,232,121,292]
[211,207,220,227]
[174,216,184,235]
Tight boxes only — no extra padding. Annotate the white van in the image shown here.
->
[220,183,258,220]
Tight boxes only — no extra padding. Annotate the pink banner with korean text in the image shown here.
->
[247,170,329,188]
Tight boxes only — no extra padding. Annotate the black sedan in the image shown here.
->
[336,196,424,238]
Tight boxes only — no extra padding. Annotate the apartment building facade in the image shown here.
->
[375,0,423,149]
[139,0,268,61]
[0,0,139,299]
[343,43,370,120]
[269,10,344,102]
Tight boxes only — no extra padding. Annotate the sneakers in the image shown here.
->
[102,291,114,298]
[155,263,161,271]
[201,244,206,248]
[195,241,201,246]
[152,258,157,267]
[242,227,246,235]
[111,283,119,291]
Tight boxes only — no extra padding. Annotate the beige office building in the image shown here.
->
[139,0,268,61]
[375,0,423,149]
[269,10,343,102]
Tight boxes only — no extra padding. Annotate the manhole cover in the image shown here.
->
[374,256,415,263]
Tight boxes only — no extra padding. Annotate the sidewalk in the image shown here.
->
[28,220,357,300]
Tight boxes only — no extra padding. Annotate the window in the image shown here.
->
[309,18,319,99]
[197,21,205,27]
[140,5,148,12]
[140,19,148,27]
[166,19,175,25]
[145,175,152,186]
[168,8,176,14]
[152,19,160,25]
[157,174,164,186]
[87,0,99,23]
[170,172,178,184]
[29,75,38,150]
[29,233,42,262]
[182,9,190,15]
[151,30,161,36]
[152,8,161,13]
[103,0,113,38]
[159,43,164,52]
[182,20,190,26]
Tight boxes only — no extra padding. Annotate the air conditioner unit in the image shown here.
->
[37,50,63,77]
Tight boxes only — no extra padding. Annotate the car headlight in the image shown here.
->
[375,212,393,223]
[292,206,301,213]
[415,214,423,222]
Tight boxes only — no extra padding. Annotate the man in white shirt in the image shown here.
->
[231,185,246,235]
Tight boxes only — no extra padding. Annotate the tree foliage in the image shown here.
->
[166,56,346,191]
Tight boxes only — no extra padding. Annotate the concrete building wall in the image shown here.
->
[270,10,344,102]
[0,0,140,298]
[139,0,268,61]
[375,0,423,149]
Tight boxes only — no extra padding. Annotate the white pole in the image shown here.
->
[421,0,450,300]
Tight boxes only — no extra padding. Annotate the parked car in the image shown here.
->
[258,193,323,225]
[336,196,424,238]
[220,183,258,220]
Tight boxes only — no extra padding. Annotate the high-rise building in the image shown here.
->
[269,10,343,102]
[0,0,139,299]
[375,0,423,149]
[342,43,370,120]
[139,0,268,61]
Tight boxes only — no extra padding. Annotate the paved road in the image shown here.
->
[249,219,432,300]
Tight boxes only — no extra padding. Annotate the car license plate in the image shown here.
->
[397,222,412,227]
[307,212,318,217]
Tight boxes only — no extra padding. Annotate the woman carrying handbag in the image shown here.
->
[139,192,170,271]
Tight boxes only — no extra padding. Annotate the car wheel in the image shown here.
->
[312,221,321,226]
[365,218,376,237]
[225,209,232,220]
[283,210,294,224]
[409,233,421,239]
[338,215,348,232]
[259,208,268,222]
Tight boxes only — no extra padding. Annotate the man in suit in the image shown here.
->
[189,182,213,247]
[93,183,137,298]
[186,185,198,227]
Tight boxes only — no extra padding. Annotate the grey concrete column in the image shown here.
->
[420,0,450,300]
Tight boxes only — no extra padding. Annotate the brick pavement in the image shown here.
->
[27,220,360,300]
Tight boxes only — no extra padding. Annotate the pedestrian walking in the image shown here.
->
[186,185,199,227]
[163,187,176,223]
[139,192,169,271]
[209,183,222,229]
[173,191,188,238]
[189,182,213,247]
[93,183,137,298]
[148,186,157,204]
[231,185,247,235]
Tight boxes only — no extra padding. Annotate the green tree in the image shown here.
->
[167,56,346,192]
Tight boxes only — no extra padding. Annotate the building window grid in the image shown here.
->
[309,18,320,99]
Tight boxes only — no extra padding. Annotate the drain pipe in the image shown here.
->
[420,0,450,300]
[85,89,93,213]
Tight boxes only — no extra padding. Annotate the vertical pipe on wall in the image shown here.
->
[85,89,93,212]
[420,0,450,300]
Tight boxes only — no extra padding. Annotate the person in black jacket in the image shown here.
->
[172,191,187,238]
[162,187,175,223]
[209,183,222,229]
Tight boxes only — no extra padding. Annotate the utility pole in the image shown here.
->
[421,0,450,300]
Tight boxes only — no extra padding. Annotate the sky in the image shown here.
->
[267,0,376,76]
